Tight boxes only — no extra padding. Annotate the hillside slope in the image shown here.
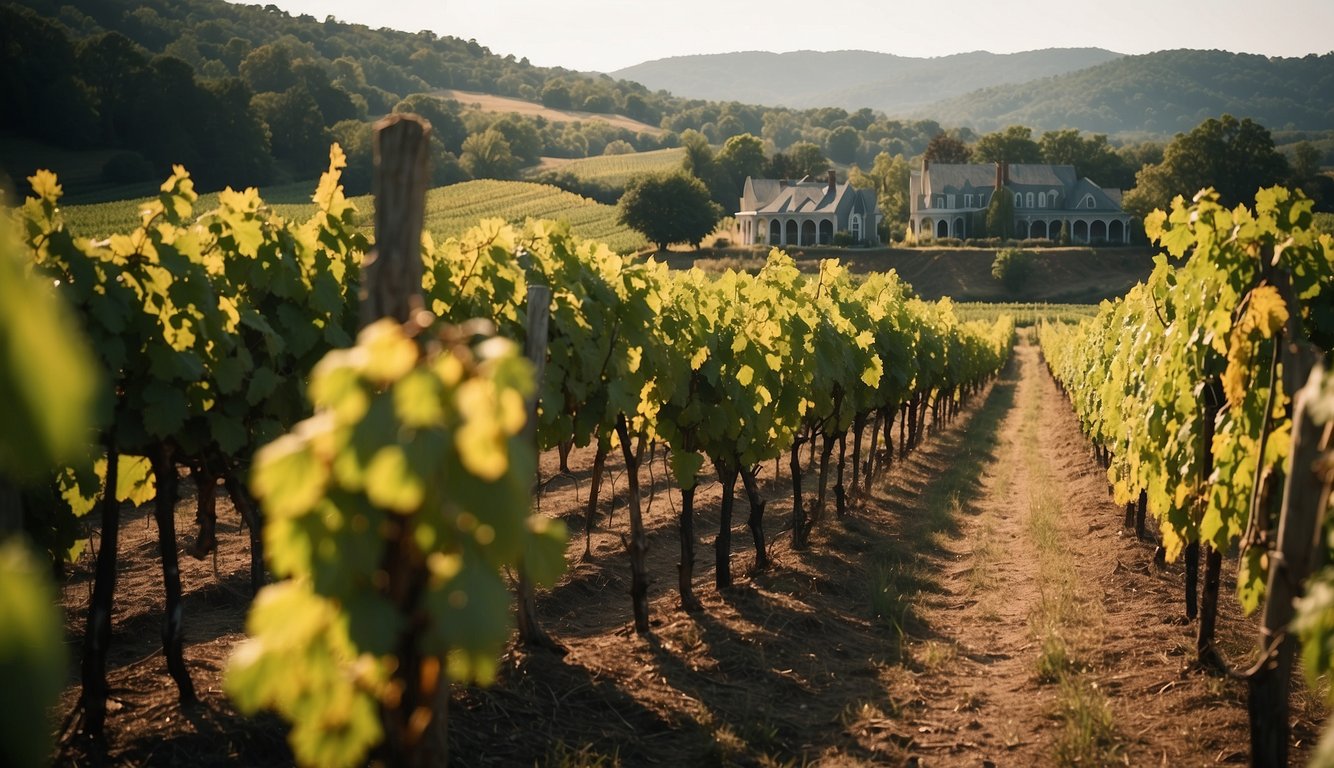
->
[915,49,1334,134]
[611,48,1123,111]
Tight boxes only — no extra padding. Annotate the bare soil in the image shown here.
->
[52,334,1322,766]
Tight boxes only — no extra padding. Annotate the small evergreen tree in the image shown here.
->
[986,187,1014,239]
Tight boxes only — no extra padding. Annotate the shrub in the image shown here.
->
[832,231,856,247]
[992,248,1036,293]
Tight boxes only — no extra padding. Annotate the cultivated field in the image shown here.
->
[431,88,664,135]
[52,333,1320,766]
[60,178,648,253]
[527,147,687,186]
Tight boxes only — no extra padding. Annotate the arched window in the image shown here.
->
[850,214,862,241]
[935,196,944,208]
[1082,194,1096,209]
[1026,192,1035,208]
[1038,192,1047,208]
[1050,189,1059,206]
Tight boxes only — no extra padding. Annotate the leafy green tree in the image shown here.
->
[618,172,723,250]
[770,142,829,180]
[680,129,715,178]
[985,187,1015,239]
[250,83,331,177]
[1039,129,1133,188]
[460,128,520,179]
[393,94,467,155]
[849,152,911,224]
[991,248,1035,292]
[541,80,571,109]
[972,125,1041,164]
[1122,115,1289,218]
[238,42,299,94]
[487,115,542,167]
[716,133,768,192]
[1290,141,1323,181]
[826,125,861,164]
[924,132,971,165]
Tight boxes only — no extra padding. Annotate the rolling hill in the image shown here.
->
[610,48,1123,112]
[914,49,1334,135]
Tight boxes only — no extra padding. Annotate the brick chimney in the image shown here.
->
[994,162,1009,191]
[827,169,837,193]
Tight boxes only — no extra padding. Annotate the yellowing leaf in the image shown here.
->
[690,347,709,370]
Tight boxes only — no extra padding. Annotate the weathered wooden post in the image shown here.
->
[517,284,562,650]
[1248,363,1329,767]
[361,112,437,768]
[360,113,431,327]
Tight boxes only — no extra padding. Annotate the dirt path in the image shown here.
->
[55,334,1321,766]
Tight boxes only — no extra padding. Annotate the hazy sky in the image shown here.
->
[247,0,1334,73]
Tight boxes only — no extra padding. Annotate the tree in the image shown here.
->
[1039,129,1133,189]
[826,125,861,164]
[1290,141,1323,182]
[250,83,331,177]
[487,115,542,167]
[972,125,1041,165]
[924,132,971,165]
[460,128,520,179]
[985,187,1015,239]
[1121,115,1289,218]
[541,81,571,109]
[618,172,723,251]
[991,248,1035,293]
[770,142,828,180]
[849,152,911,226]
[716,133,767,192]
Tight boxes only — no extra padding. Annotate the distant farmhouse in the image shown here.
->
[909,161,1132,244]
[736,171,882,247]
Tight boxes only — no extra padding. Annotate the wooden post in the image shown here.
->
[362,113,436,768]
[1248,363,1329,767]
[360,113,431,328]
[517,285,561,650]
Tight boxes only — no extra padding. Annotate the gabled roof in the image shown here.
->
[1006,164,1077,189]
[920,164,995,197]
[740,177,855,215]
[1067,178,1123,211]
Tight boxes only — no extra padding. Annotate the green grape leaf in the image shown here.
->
[669,450,704,490]
[115,455,157,507]
[142,380,189,438]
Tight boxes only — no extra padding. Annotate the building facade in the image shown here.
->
[736,170,882,247]
[908,161,1133,244]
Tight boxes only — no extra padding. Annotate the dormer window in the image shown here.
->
[1038,192,1047,208]
[936,196,944,208]
[1082,194,1096,209]
[947,194,956,208]
[965,193,975,207]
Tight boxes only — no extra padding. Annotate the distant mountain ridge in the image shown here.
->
[913,49,1334,135]
[612,47,1334,137]
[610,48,1124,111]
